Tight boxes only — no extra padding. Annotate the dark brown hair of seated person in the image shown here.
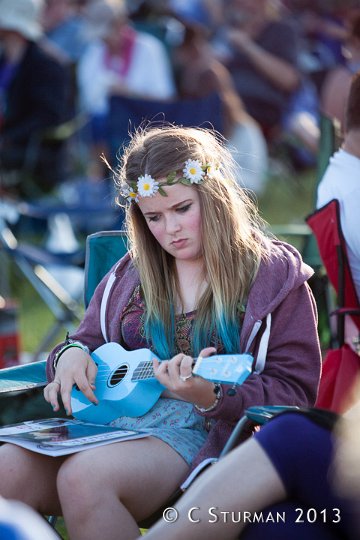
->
[345,71,360,132]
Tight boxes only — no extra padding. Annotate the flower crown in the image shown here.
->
[121,159,212,202]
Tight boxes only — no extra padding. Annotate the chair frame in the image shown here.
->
[0,217,84,362]
[84,230,128,308]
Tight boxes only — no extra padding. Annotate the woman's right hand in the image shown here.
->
[44,347,98,415]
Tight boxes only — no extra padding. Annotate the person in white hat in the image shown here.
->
[0,0,43,41]
[77,0,176,180]
[0,0,71,196]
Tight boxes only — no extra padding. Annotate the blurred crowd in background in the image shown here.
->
[0,0,359,209]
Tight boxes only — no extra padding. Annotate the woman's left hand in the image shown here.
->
[153,347,219,408]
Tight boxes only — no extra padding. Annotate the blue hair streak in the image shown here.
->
[146,310,240,359]
[193,314,240,356]
[145,308,176,360]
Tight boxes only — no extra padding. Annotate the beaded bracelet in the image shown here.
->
[53,341,90,371]
[194,383,222,413]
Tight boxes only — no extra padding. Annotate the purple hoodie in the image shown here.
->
[47,238,321,467]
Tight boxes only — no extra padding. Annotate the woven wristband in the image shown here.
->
[53,342,90,371]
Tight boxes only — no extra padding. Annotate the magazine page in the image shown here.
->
[0,418,148,457]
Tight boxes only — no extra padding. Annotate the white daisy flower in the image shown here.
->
[137,174,159,197]
[183,159,205,184]
[121,184,138,203]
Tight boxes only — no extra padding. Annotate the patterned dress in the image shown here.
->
[109,286,209,466]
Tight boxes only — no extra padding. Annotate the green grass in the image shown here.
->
[258,167,317,226]
[5,246,84,356]
[9,270,76,356]
[18,279,65,354]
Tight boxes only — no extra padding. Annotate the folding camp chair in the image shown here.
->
[0,207,82,428]
[84,230,129,308]
[0,229,129,538]
[306,199,360,413]
[0,210,84,363]
[0,193,126,356]
[0,229,129,424]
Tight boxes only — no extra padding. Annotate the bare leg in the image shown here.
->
[0,443,65,515]
[57,436,189,540]
[143,438,287,540]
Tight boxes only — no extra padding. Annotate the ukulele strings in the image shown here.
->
[75,356,227,384]
[89,361,157,383]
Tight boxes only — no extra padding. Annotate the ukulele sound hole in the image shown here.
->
[109,364,129,387]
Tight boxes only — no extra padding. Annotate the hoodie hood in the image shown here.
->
[247,238,314,321]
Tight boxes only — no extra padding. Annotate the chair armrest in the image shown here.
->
[244,405,300,424]
[0,360,48,395]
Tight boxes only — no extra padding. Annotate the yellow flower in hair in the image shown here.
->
[122,184,139,203]
[183,159,205,184]
[137,174,159,197]
[127,191,138,202]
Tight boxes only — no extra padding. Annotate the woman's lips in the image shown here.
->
[171,239,187,248]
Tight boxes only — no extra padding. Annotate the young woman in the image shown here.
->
[0,126,321,540]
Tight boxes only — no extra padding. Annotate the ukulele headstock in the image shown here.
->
[192,353,253,385]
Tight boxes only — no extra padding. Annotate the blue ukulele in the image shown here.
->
[70,342,253,423]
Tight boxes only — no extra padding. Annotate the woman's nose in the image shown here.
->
[165,214,181,233]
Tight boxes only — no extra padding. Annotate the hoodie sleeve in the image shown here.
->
[195,281,321,423]
[46,269,111,382]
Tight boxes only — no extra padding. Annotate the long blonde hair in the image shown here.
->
[115,125,268,358]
